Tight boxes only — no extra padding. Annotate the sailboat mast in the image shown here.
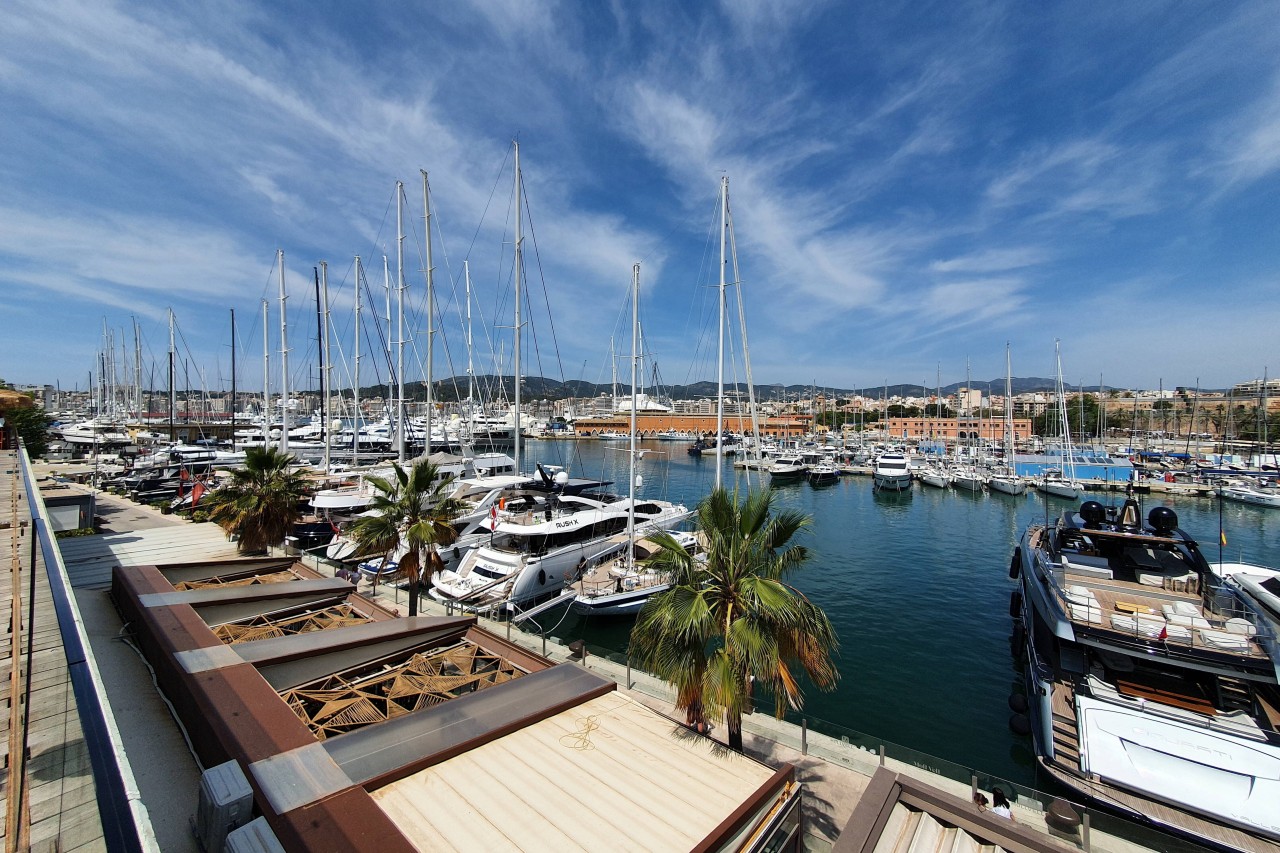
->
[513,141,523,474]
[396,181,406,464]
[1004,343,1013,459]
[168,308,175,439]
[278,249,290,454]
[465,261,474,434]
[628,263,640,569]
[354,256,362,463]
[422,170,434,459]
[1263,367,1269,461]
[133,317,141,420]
[230,309,236,449]
[262,299,270,446]
[611,337,617,411]
[724,193,761,473]
[320,261,331,473]
[715,176,727,491]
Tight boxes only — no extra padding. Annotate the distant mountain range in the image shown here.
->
[346,375,1068,402]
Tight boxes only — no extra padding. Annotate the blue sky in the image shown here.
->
[3,1,1279,398]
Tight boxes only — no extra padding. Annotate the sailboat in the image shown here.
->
[1037,340,1084,500]
[428,145,689,616]
[988,343,1027,496]
[571,264,697,615]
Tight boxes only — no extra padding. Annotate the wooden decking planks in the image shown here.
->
[0,451,105,853]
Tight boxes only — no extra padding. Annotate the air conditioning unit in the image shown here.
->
[225,816,286,853]
[195,760,254,853]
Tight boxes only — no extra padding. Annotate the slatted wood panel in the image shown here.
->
[57,524,240,589]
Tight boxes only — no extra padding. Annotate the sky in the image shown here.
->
[3,1,1279,400]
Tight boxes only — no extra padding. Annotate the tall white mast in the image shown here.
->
[168,308,176,436]
[465,260,474,437]
[422,170,434,459]
[132,317,141,419]
[715,175,728,491]
[278,249,290,454]
[320,260,331,473]
[628,263,640,569]
[353,256,362,464]
[396,181,406,464]
[1004,343,1014,459]
[513,141,523,474]
[261,299,270,446]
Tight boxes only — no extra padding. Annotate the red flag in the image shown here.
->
[191,479,206,507]
[1158,624,1168,641]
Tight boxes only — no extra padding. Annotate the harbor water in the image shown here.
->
[515,438,1280,791]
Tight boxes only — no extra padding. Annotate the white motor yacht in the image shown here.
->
[429,489,689,614]
[872,452,912,492]
[1012,498,1280,846]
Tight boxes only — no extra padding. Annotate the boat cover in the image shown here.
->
[1076,696,1280,839]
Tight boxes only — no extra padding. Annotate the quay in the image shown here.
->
[5,446,1202,853]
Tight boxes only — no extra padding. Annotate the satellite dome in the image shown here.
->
[1148,506,1178,534]
[1079,501,1105,527]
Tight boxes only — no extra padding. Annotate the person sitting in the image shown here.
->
[991,789,1014,821]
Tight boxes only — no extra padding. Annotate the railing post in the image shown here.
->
[626,658,631,689]
[879,745,885,766]
[801,718,808,755]
[1082,811,1090,851]
[506,617,511,641]
[970,774,978,802]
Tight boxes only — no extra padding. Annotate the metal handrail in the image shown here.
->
[18,444,155,851]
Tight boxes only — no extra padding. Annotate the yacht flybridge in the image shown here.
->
[1011,497,1280,848]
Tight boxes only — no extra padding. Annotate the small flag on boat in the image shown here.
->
[1221,530,1228,546]
[191,479,206,507]
[1158,624,1168,641]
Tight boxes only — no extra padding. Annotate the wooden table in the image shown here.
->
[1114,601,1153,615]
[1117,677,1217,716]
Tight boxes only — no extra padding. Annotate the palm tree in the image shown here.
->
[630,487,838,752]
[346,459,466,617]
[203,446,310,554]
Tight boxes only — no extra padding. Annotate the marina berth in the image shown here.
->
[1011,497,1280,850]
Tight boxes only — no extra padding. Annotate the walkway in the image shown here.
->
[1,450,106,852]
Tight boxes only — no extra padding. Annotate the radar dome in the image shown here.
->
[1079,501,1105,527]
[1148,506,1178,534]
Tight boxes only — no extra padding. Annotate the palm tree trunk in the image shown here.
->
[727,710,743,752]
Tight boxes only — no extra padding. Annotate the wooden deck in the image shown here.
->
[1062,570,1269,661]
[0,451,106,853]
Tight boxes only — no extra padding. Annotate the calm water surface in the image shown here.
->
[517,438,1280,789]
